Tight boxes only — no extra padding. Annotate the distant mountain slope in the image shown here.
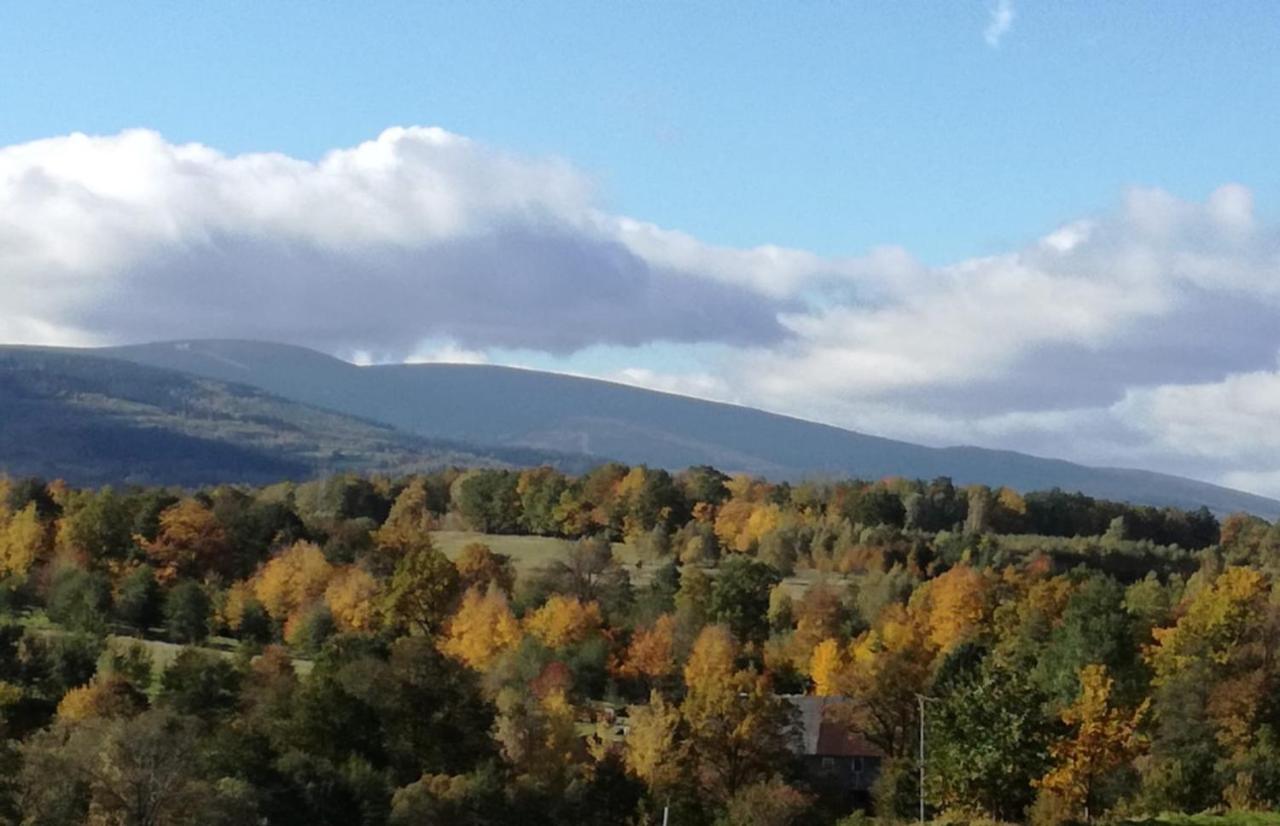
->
[102,340,1280,518]
[0,348,581,487]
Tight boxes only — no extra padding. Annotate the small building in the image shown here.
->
[787,696,884,804]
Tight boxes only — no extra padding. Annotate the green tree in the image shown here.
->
[46,566,111,634]
[452,470,521,534]
[925,649,1056,821]
[115,564,161,632]
[18,709,249,826]
[165,580,211,644]
[56,487,133,562]
[159,648,243,718]
[709,557,779,643]
[1033,574,1144,709]
[382,537,460,635]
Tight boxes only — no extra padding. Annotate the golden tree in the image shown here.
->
[1038,664,1147,822]
[617,613,678,685]
[455,542,516,597]
[139,499,230,582]
[837,604,935,757]
[324,565,383,632]
[440,586,523,670]
[0,503,48,578]
[809,638,844,697]
[525,595,603,650]
[624,690,687,794]
[252,540,334,623]
[915,564,992,653]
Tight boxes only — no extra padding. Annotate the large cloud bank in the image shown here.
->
[3,127,1280,495]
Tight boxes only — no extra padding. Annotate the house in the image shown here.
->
[787,696,884,803]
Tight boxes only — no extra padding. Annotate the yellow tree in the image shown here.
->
[253,540,335,623]
[220,581,256,632]
[914,564,992,653]
[56,675,144,722]
[440,586,523,671]
[525,595,603,649]
[617,613,678,685]
[837,604,935,757]
[809,638,844,697]
[376,479,436,548]
[714,499,781,554]
[455,542,516,597]
[682,647,798,801]
[1144,565,1277,805]
[139,499,230,582]
[1038,664,1147,822]
[0,503,48,578]
[324,566,383,632]
[624,690,687,794]
[683,624,738,694]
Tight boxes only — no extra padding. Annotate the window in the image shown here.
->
[821,757,835,774]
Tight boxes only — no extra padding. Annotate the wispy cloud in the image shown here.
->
[984,0,1016,47]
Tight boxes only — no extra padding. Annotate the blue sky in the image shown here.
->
[4,1,1277,262]
[4,2,1280,496]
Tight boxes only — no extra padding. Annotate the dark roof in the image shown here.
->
[815,721,883,758]
[786,695,885,759]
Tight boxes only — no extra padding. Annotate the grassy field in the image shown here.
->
[103,634,313,683]
[432,531,647,572]
[430,530,850,596]
[18,613,313,695]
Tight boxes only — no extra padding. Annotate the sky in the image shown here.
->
[3,1,1280,496]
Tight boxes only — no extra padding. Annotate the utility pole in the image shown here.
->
[916,694,936,825]
[918,694,925,825]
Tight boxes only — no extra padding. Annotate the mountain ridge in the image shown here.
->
[86,339,1280,519]
[0,346,594,487]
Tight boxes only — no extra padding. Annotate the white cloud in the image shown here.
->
[1221,469,1280,501]
[0,128,788,355]
[606,367,731,400]
[734,182,1278,407]
[4,126,1280,497]
[405,340,490,365]
[984,0,1016,47]
[1114,367,1280,459]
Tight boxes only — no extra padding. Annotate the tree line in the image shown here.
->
[0,466,1277,825]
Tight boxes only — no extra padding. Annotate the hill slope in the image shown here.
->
[0,348,582,487]
[101,340,1280,518]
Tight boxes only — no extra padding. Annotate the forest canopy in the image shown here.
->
[0,464,1277,825]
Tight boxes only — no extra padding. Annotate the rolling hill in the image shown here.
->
[0,347,586,487]
[91,339,1280,518]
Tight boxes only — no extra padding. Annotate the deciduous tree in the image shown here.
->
[1038,664,1147,822]
[441,586,523,670]
[525,595,603,650]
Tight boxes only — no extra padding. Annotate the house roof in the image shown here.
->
[785,695,885,759]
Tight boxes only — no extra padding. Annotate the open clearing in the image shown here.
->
[430,530,850,595]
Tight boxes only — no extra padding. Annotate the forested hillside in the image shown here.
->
[0,348,589,487]
[2,464,1279,824]
[102,340,1280,518]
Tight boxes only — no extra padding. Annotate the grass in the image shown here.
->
[101,633,313,680]
[433,530,650,573]
[431,530,853,595]
[431,531,609,573]
[14,611,313,693]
